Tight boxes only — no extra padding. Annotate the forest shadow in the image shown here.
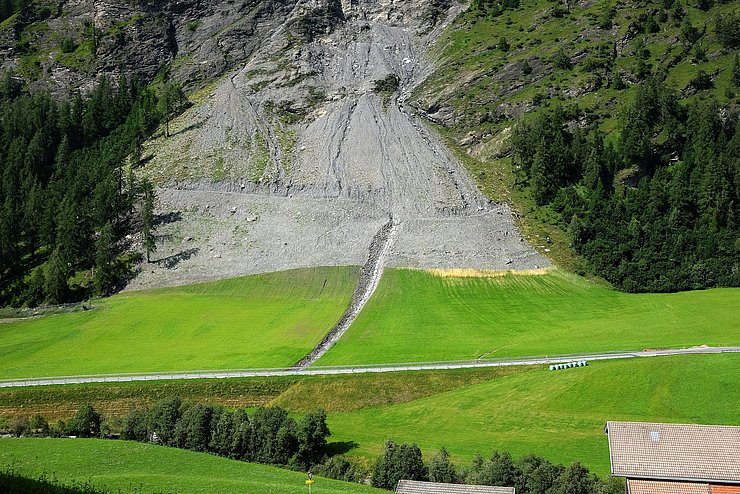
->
[326,441,359,456]
[155,248,199,269]
[154,211,182,227]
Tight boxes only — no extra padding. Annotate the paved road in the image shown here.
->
[1,346,738,388]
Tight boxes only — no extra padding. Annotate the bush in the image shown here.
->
[553,48,572,70]
[59,38,77,54]
[314,456,367,483]
[373,74,400,94]
[67,404,101,438]
[689,70,713,90]
[715,12,740,49]
[522,59,532,75]
[371,440,427,489]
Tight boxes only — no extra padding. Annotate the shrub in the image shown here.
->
[371,440,427,489]
[59,37,77,54]
[553,48,572,70]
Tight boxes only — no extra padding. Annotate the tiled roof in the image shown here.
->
[711,487,740,494]
[396,480,515,494]
[605,422,740,483]
[627,479,709,494]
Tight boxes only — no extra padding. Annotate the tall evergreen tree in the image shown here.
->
[141,180,156,263]
[94,222,115,296]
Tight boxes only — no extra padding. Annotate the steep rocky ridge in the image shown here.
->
[127,0,548,289]
[0,0,302,95]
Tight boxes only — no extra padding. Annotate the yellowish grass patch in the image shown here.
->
[425,267,554,278]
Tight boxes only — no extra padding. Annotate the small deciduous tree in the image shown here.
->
[122,408,148,442]
[428,447,456,483]
[148,396,183,446]
[68,404,102,438]
[297,409,331,468]
[371,440,427,489]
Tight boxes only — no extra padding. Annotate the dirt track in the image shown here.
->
[127,0,548,291]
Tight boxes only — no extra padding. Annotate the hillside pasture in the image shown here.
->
[318,269,740,365]
[326,353,740,475]
[0,267,357,379]
[0,438,384,494]
[1,355,736,479]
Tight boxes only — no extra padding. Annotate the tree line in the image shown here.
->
[3,403,621,493]
[511,78,738,292]
[0,72,183,307]
[369,440,621,493]
[4,398,331,471]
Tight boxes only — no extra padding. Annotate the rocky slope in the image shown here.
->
[126,0,548,289]
[0,0,301,95]
[1,0,548,289]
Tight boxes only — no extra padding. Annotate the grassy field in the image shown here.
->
[1,355,737,476]
[0,438,383,494]
[318,269,740,365]
[0,267,357,379]
[326,353,740,475]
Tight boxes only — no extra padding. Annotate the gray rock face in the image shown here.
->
[0,0,302,95]
[127,0,549,290]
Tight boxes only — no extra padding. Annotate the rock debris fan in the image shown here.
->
[130,0,547,291]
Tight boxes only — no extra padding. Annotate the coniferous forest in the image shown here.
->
[0,74,178,307]
[512,78,739,292]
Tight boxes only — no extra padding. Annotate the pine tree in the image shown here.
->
[141,180,156,263]
[158,81,184,138]
[94,222,115,296]
[44,245,68,304]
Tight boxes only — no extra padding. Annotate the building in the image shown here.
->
[396,480,515,494]
[605,421,740,493]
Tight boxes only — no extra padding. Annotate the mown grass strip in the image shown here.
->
[318,269,740,365]
[0,377,297,421]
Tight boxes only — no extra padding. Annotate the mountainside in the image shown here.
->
[1,0,737,302]
[1,0,300,96]
[408,0,739,291]
[126,0,548,289]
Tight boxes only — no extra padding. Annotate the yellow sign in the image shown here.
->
[305,480,315,485]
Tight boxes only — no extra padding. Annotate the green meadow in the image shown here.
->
[2,355,737,477]
[318,269,740,365]
[0,267,357,379]
[326,353,740,475]
[0,438,383,494]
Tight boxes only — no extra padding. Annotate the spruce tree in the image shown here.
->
[142,180,156,263]
[94,222,115,296]
[44,245,68,304]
